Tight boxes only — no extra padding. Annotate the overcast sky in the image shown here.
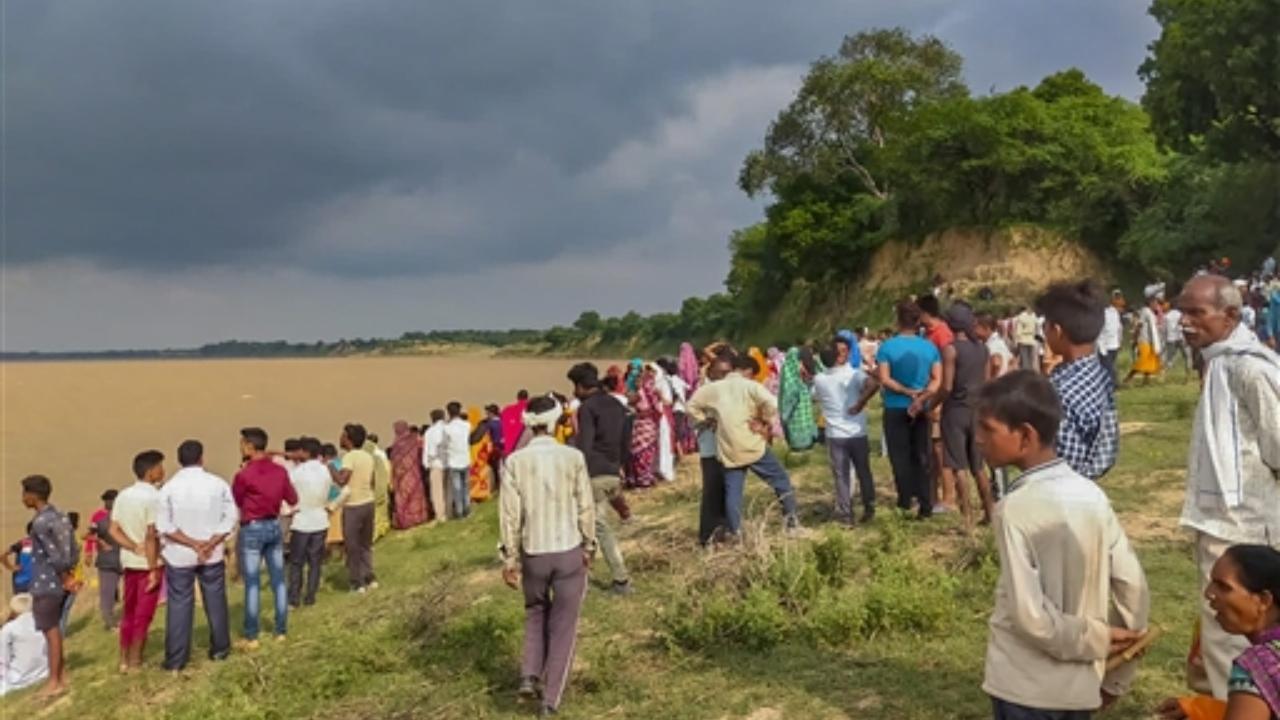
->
[2,1,1159,352]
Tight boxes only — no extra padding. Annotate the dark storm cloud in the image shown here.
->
[6,0,953,275]
[5,0,1156,290]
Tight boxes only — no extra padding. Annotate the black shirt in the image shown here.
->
[573,392,628,477]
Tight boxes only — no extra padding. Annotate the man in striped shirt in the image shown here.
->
[499,395,597,718]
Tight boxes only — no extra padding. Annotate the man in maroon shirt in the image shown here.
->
[232,427,297,647]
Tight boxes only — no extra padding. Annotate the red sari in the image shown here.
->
[627,372,661,488]
[389,422,428,529]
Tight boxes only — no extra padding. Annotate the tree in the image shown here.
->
[1120,157,1280,277]
[887,70,1166,252]
[739,28,966,200]
[573,311,602,334]
[1140,0,1280,160]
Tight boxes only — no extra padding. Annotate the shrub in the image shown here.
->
[811,529,857,588]
[437,602,524,679]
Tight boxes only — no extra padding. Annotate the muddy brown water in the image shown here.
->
[0,355,603,547]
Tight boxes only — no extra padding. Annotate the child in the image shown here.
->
[3,525,35,595]
[1035,280,1120,482]
[976,370,1149,719]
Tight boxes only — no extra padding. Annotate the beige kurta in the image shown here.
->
[983,459,1149,711]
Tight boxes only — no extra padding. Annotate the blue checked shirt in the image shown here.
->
[1049,354,1119,480]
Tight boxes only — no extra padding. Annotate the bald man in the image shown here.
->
[1177,275,1280,700]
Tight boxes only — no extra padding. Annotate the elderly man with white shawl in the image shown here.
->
[1178,274,1280,700]
[499,394,597,717]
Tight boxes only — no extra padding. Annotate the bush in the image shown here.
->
[665,588,791,652]
[763,547,825,613]
[811,529,856,588]
[436,601,524,679]
[857,552,955,638]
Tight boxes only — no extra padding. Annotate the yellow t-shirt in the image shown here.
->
[341,449,376,507]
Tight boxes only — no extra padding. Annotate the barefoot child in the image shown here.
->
[976,370,1150,718]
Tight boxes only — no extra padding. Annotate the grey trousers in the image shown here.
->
[590,475,629,584]
[827,435,875,519]
[287,529,326,606]
[342,503,376,589]
[98,568,121,629]
[1017,344,1039,373]
[163,562,231,671]
[521,547,588,711]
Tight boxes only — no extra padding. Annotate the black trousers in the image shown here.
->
[698,456,726,546]
[163,562,231,670]
[287,530,326,607]
[882,409,933,517]
[992,697,1090,720]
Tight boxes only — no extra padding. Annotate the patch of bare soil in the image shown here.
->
[1120,469,1188,543]
[865,226,1107,302]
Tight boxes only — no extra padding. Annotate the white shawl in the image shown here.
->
[1193,324,1280,509]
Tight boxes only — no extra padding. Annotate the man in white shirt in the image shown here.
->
[1011,307,1040,375]
[499,396,596,717]
[287,438,330,608]
[442,402,473,519]
[1,594,48,696]
[156,440,238,671]
[1097,298,1123,384]
[1162,306,1191,379]
[109,450,165,671]
[1178,275,1280,700]
[812,345,880,525]
[422,410,448,523]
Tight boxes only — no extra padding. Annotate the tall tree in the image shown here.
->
[1140,0,1280,160]
[739,28,967,200]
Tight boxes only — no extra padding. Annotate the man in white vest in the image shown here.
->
[1178,274,1280,700]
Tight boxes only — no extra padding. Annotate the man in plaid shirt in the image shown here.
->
[1036,281,1120,480]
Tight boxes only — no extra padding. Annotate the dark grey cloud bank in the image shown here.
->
[3,1,1157,350]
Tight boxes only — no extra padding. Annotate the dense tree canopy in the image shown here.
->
[1140,0,1280,161]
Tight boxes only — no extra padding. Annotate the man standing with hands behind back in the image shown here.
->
[157,440,238,672]
[110,450,165,672]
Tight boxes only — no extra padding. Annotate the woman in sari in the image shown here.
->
[389,421,429,529]
[627,367,662,488]
[1160,544,1280,720]
[626,358,644,393]
[748,347,770,383]
[778,347,818,451]
[467,406,494,503]
[678,342,701,394]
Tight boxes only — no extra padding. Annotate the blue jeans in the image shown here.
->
[448,469,470,518]
[239,519,287,639]
[722,448,798,534]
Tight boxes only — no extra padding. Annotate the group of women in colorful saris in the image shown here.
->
[608,344,702,489]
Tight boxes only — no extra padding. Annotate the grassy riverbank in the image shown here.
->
[16,380,1201,719]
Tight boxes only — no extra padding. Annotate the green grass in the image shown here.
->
[17,381,1205,719]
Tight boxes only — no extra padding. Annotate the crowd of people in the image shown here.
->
[6,257,1280,719]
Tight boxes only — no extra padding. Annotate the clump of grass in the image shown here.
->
[661,516,965,652]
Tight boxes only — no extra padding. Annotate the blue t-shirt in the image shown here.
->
[876,335,941,410]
